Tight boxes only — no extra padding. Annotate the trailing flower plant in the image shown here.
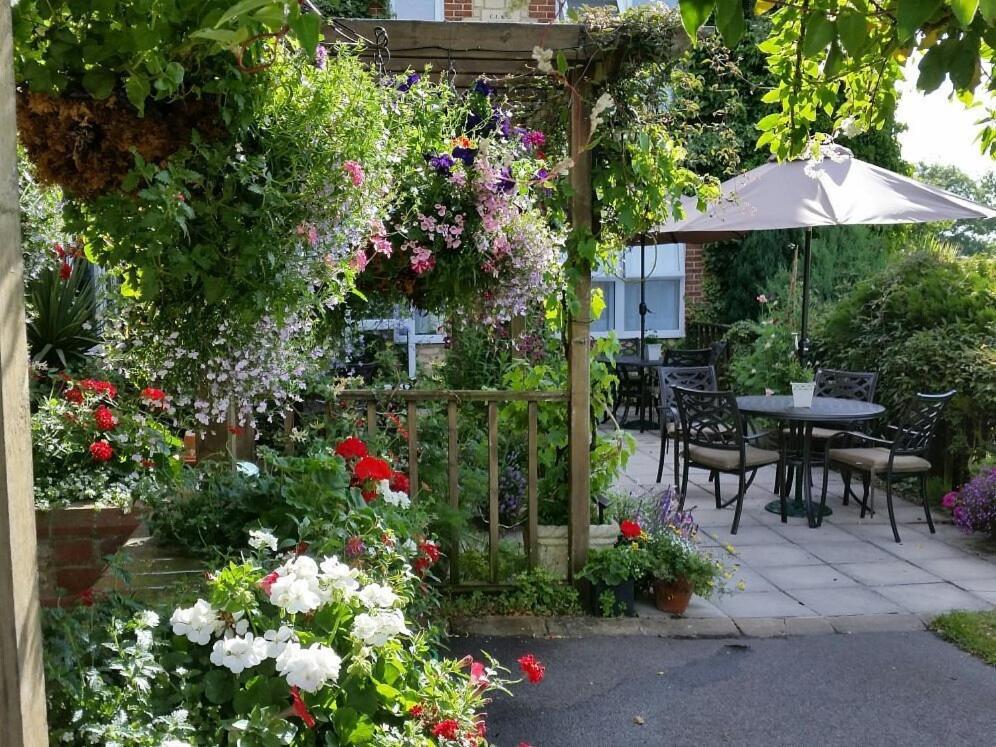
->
[943,467,996,536]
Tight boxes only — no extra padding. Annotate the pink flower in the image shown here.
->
[296,223,319,247]
[343,160,365,187]
[470,660,489,688]
[941,491,959,509]
[756,294,768,304]
[410,246,435,275]
[351,251,369,272]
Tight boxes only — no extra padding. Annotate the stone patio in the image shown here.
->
[614,428,996,627]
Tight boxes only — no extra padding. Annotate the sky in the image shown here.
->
[896,59,994,179]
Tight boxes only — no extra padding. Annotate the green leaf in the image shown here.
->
[981,0,996,22]
[897,0,943,40]
[189,27,251,46]
[289,12,321,56]
[824,41,845,77]
[756,112,781,131]
[215,0,276,27]
[837,12,868,57]
[715,0,746,47]
[949,0,980,25]
[678,0,716,42]
[803,12,835,57]
[124,74,151,114]
[81,68,116,99]
[917,43,949,92]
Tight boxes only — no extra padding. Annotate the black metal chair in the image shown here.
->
[819,390,956,543]
[673,387,780,534]
[666,347,713,367]
[613,361,644,424]
[708,340,729,367]
[655,366,717,485]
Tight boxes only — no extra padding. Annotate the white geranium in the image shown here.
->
[377,479,410,508]
[352,609,409,647]
[170,599,226,645]
[319,555,360,595]
[358,583,398,609]
[249,528,279,552]
[137,610,160,628]
[275,642,342,693]
[209,632,269,674]
[269,555,327,614]
[263,625,295,658]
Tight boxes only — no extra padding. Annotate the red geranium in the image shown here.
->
[59,261,72,281]
[620,519,642,540]
[517,654,545,684]
[432,720,461,740]
[140,386,167,403]
[390,470,410,494]
[361,488,378,503]
[419,539,441,564]
[258,571,279,596]
[408,704,424,719]
[289,687,316,729]
[353,455,391,483]
[89,440,114,462]
[335,436,368,460]
[93,405,117,431]
[64,387,83,404]
[79,378,117,399]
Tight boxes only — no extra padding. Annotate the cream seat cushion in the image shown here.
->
[688,444,780,470]
[828,447,931,473]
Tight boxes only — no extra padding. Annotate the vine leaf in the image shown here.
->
[678,0,717,42]
[803,12,836,58]
[837,12,869,57]
[897,0,944,40]
[715,0,746,47]
[949,0,980,25]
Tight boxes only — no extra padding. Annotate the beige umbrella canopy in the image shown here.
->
[652,144,996,358]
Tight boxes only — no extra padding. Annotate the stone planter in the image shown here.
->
[535,523,619,579]
[653,577,694,615]
[35,504,144,606]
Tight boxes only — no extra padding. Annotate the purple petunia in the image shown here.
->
[495,166,515,193]
[473,78,494,97]
[946,467,996,534]
[397,73,421,92]
[314,45,328,70]
[451,146,477,167]
[428,153,455,173]
[521,129,546,150]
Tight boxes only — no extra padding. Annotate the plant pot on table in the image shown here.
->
[653,577,694,615]
[590,579,637,617]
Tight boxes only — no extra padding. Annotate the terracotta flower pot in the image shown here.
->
[653,577,694,615]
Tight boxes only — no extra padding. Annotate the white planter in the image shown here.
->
[535,523,619,579]
[646,343,663,361]
[791,382,816,408]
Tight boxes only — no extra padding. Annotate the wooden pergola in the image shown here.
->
[0,16,686,743]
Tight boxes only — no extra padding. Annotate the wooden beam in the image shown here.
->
[567,71,593,582]
[0,0,49,741]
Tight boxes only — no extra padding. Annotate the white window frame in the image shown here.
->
[592,243,686,340]
[357,306,444,380]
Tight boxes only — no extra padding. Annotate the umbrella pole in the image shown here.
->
[799,227,812,364]
[639,233,647,357]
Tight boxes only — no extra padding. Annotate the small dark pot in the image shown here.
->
[653,578,694,615]
[590,580,637,617]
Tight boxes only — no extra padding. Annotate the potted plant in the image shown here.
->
[790,366,816,408]
[644,334,663,362]
[943,466,996,539]
[643,532,725,615]
[577,526,648,617]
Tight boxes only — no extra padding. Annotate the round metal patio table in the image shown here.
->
[735,395,885,528]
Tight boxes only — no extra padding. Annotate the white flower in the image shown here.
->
[137,610,160,628]
[358,582,398,609]
[210,632,269,674]
[839,116,864,138]
[263,625,296,658]
[170,599,226,645]
[532,45,554,74]
[136,629,154,651]
[351,609,409,647]
[590,92,615,134]
[377,479,410,508]
[249,528,279,552]
[275,642,342,693]
[320,555,360,595]
[160,741,192,747]
[269,575,324,614]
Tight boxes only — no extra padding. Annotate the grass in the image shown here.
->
[931,610,996,666]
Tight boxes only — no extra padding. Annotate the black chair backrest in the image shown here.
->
[814,368,879,402]
[657,366,717,415]
[673,387,744,452]
[893,390,956,455]
[708,340,729,367]
[666,347,712,367]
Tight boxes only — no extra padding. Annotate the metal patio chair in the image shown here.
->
[655,365,717,485]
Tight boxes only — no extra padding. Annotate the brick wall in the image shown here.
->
[685,243,704,306]
[444,0,558,20]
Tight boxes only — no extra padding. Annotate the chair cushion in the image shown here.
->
[781,426,866,440]
[828,447,931,474]
[688,444,780,470]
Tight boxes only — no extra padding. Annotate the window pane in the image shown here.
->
[623,279,680,332]
[591,281,615,333]
[393,0,438,20]
[413,309,442,335]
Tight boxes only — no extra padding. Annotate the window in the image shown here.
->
[392,0,442,20]
[592,243,685,338]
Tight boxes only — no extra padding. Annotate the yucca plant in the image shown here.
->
[26,256,99,370]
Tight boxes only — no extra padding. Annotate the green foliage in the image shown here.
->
[444,568,581,617]
[642,532,726,597]
[25,256,100,370]
[931,610,996,666]
[17,145,66,280]
[577,543,648,587]
[916,164,996,255]
[816,250,996,483]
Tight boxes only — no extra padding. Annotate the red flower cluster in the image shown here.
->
[408,704,424,719]
[335,436,368,460]
[345,535,365,558]
[89,440,114,462]
[390,470,410,494]
[289,687,316,729]
[353,455,391,483]
[431,719,461,740]
[414,539,441,576]
[620,519,642,540]
[79,378,118,399]
[93,405,116,431]
[64,387,84,404]
[517,654,545,684]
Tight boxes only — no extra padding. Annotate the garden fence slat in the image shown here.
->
[487,401,500,585]
[447,400,460,585]
[527,400,538,569]
[366,401,377,439]
[407,401,418,503]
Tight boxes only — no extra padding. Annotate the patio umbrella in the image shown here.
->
[652,144,996,360]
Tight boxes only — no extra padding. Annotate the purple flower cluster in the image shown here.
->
[397,73,421,92]
[944,467,996,534]
[635,486,698,541]
[499,458,526,524]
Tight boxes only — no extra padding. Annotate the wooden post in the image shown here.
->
[0,1,49,740]
[567,73,592,580]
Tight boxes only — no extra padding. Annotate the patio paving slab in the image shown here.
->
[802,540,898,564]
[912,556,996,581]
[703,524,786,546]
[728,542,823,567]
[711,590,815,618]
[832,559,942,586]
[874,583,992,614]
[789,587,905,616]
[758,564,859,590]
